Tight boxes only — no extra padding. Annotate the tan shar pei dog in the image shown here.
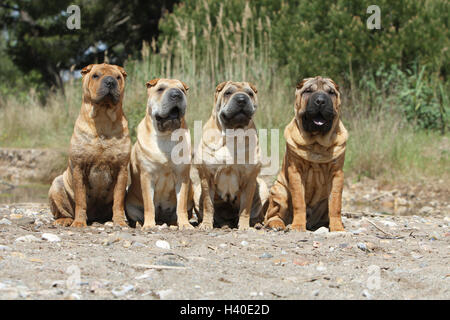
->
[125,78,195,230]
[194,81,268,230]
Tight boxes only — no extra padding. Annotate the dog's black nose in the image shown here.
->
[235,93,248,106]
[169,88,182,100]
[314,95,326,107]
[103,76,116,88]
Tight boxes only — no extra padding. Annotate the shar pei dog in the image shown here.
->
[194,81,268,230]
[48,63,131,227]
[125,78,195,230]
[264,76,348,232]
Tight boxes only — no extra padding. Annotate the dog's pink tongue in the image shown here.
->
[313,120,324,126]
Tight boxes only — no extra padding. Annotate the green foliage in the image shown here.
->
[271,0,449,83]
[0,0,177,89]
[157,0,449,131]
[356,64,448,131]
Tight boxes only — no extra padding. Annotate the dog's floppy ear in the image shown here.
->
[181,81,189,92]
[296,78,308,90]
[329,79,340,93]
[216,81,228,93]
[214,81,228,103]
[81,64,94,77]
[146,78,160,88]
[115,65,127,79]
[248,82,258,94]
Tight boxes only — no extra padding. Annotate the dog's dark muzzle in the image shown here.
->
[220,94,254,128]
[155,106,183,132]
[302,92,335,133]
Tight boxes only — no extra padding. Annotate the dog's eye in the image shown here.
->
[328,89,336,95]
[92,74,99,79]
[116,75,121,80]
[247,91,254,97]
[303,87,312,93]
[224,90,233,96]
[157,87,165,92]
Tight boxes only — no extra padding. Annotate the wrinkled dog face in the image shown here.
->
[81,63,127,105]
[215,81,258,130]
[146,78,189,132]
[295,76,340,134]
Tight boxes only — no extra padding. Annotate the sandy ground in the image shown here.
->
[0,178,449,300]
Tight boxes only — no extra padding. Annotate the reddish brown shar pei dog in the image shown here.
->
[265,76,348,232]
[48,63,131,227]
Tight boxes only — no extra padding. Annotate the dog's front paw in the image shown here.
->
[142,221,156,231]
[53,218,74,227]
[178,221,195,230]
[266,219,286,231]
[198,222,213,231]
[329,219,345,232]
[112,218,128,227]
[290,224,306,232]
[70,219,87,228]
[238,221,250,231]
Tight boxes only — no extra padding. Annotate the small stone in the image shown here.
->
[15,235,40,243]
[112,285,134,297]
[0,218,12,225]
[240,240,249,246]
[155,240,171,250]
[312,241,320,248]
[259,252,273,259]
[132,242,145,248]
[379,220,397,227]
[156,289,173,299]
[104,222,114,227]
[158,223,168,230]
[42,233,61,242]
[351,228,367,235]
[293,258,310,266]
[122,240,132,248]
[362,289,372,299]
[0,245,12,251]
[312,290,320,297]
[66,293,81,300]
[9,214,23,220]
[316,262,327,272]
[419,206,433,215]
[357,242,369,252]
[219,243,227,248]
[314,227,329,234]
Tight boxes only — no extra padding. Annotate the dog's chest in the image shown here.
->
[213,166,241,203]
[153,166,177,208]
[302,162,332,205]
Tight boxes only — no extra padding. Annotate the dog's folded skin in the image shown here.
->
[265,76,348,232]
[48,63,131,227]
[194,81,269,230]
[125,78,195,230]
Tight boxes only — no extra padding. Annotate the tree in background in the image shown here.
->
[0,0,177,91]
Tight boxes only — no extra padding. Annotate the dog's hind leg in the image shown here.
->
[264,179,290,230]
[48,175,74,227]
